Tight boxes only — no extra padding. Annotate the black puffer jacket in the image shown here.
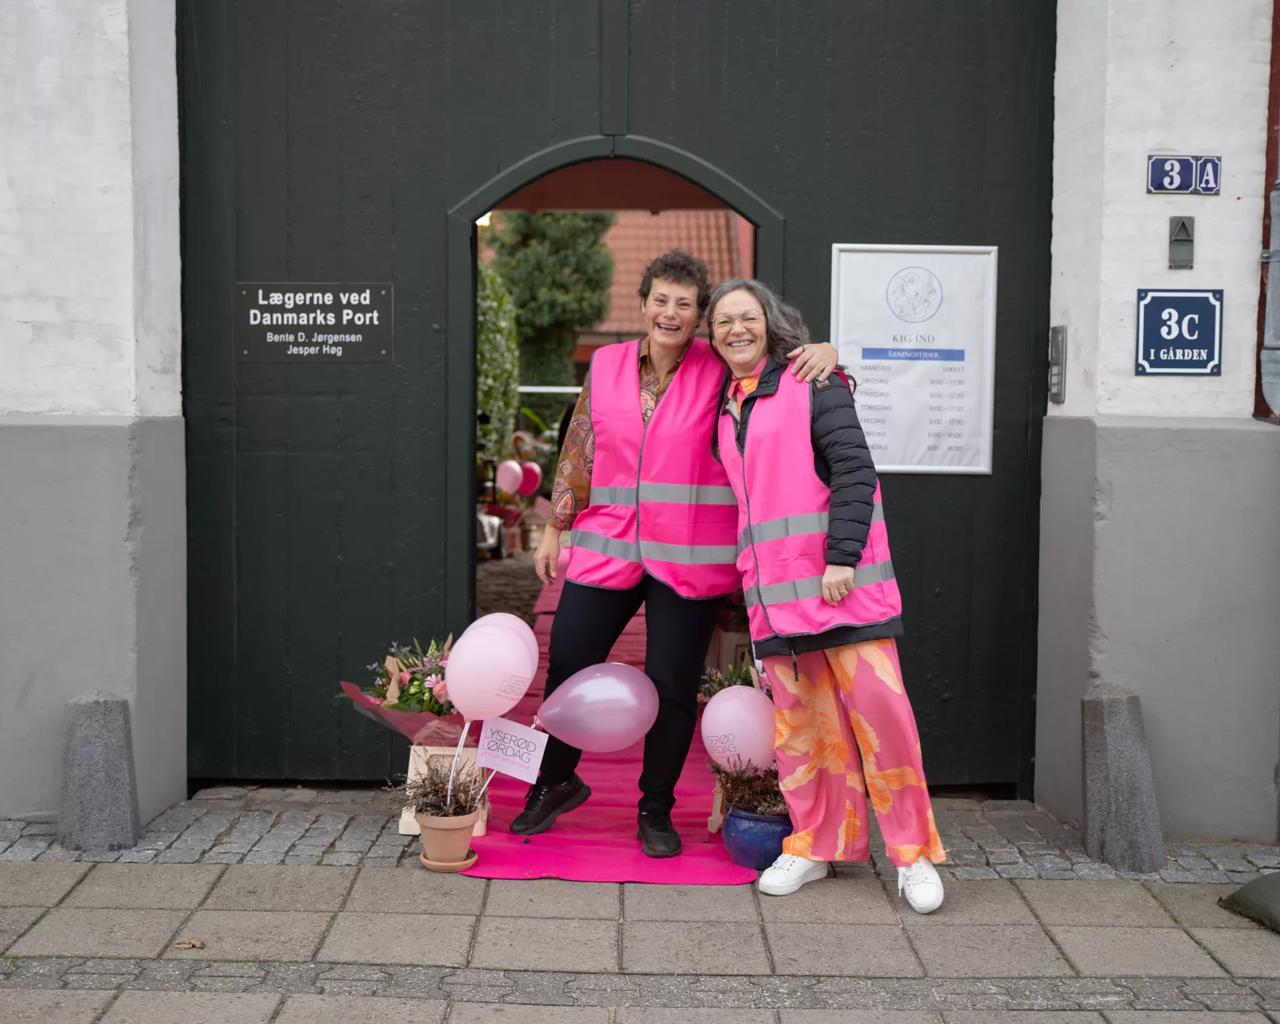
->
[715,357,903,656]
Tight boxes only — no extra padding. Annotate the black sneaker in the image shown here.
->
[636,810,681,858]
[509,775,591,835]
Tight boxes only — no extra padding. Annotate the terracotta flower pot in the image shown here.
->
[415,807,481,872]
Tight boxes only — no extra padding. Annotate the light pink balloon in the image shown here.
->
[700,686,776,769]
[467,612,539,677]
[444,623,536,721]
[495,459,523,495]
[537,663,658,753]
[518,461,543,495]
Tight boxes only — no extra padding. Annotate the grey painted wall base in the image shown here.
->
[1037,415,1280,841]
[0,416,186,824]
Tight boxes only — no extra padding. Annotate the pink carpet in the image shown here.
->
[462,551,755,884]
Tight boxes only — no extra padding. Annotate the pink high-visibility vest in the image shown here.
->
[566,337,740,598]
[716,370,902,644]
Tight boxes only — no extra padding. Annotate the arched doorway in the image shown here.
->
[442,139,785,630]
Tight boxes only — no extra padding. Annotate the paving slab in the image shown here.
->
[470,916,618,972]
[1145,883,1260,929]
[1106,1015,1273,1023]
[203,864,356,911]
[622,883,758,922]
[1015,880,1175,926]
[485,879,620,919]
[1189,926,1280,977]
[318,911,473,966]
[163,909,331,961]
[0,863,90,906]
[346,866,484,915]
[448,1007,608,1023]
[622,920,770,974]
[766,921,922,976]
[898,880,1038,926]
[275,994,446,1023]
[1048,925,1225,976]
[9,907,187,958]
[780,1014,942,1024]
[620,1010,778,1024]
[904,923,1073,977]
[758,878,898,924]
[63,863,224,909]
[100,990,281,1023]
[0,989,116,1024]
[0,906,44,953]
[940,1016,1106,1023]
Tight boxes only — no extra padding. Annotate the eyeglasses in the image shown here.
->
[710,312,764,333]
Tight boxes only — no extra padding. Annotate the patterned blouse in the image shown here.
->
[548,338,689,531]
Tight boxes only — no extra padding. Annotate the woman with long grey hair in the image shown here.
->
[708,278,946,913]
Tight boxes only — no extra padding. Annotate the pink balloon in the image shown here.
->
[495,459,523,495]
[537,663,659,753]
[517,461,543,495]
[444,623,536,721]
[700,686,776,769]
[466,612,539,677]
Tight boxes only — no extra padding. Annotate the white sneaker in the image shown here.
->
[897,857,944,914]
[757,853,830,896]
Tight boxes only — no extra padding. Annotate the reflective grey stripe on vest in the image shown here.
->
[743,560,896,608]
[589,486,637,505]
[590,482,738,507]
[738,512,829,552]
[640,540,738,566]
[567,529,641,562]
[639,482,738,506]
[737,503,884,552]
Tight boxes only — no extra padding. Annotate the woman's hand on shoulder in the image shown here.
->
[821,563,855,606]
[533,527,562,584]
[787,342,838,382]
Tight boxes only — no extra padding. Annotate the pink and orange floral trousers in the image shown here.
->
[761,638,945,868]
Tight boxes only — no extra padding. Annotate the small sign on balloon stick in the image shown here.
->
[476,717,547,785]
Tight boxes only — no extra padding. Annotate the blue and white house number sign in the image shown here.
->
[1135,289,1223,376]
[1146,155,1221,195]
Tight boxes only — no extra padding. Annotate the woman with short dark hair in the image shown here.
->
[514,252,837,857]
[707,278,946,912]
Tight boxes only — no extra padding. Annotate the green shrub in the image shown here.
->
[475,260,519,463]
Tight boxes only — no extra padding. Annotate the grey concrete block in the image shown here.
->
[470,916,618,972]
[58,691,141,851]
[1082,685,1164,873]
[0,989,116,1024]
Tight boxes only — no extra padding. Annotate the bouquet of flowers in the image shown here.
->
[338,636,472,746]
[371,638,454,714]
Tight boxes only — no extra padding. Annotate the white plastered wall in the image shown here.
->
[0,0,181,417]
[1051,0,1271,419]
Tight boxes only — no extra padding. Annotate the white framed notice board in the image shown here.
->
[829,243,998,475]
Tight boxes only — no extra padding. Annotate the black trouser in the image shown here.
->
[537,575,724,815]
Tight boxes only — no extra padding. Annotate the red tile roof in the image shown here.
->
[595,211,750,335]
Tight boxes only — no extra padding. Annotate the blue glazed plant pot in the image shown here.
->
[722,805,793,870]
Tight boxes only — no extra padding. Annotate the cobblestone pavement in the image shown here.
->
[3,790,1277,885]
[476,550,541,625]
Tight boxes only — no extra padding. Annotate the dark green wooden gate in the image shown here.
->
[181,0,1054,786]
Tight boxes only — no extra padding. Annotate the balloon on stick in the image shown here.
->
[537,663,658,753]
[495,459,523,495]
[700,685,776,769]
[465,612,539,677]
[517,461,543,495]
[444,623,536,721]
